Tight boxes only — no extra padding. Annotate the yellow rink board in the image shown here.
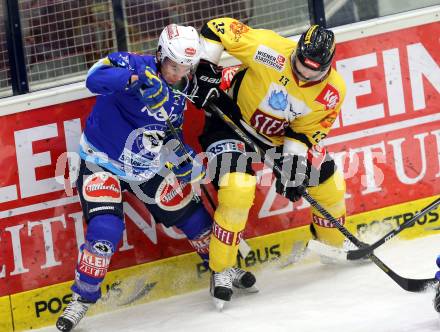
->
[345,194,440,241]
[0,295,13,332]
[9,194,440,331]
[10,225,312,331]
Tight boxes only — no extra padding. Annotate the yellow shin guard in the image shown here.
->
[209,172,256,272]
[307,170,347,247]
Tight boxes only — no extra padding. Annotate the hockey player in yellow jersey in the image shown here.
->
[190,18,347,307]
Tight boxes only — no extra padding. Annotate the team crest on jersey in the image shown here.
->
[252,83,311,137]
[253,45,286,72]
[141,129,166,153]
[119,124,166,170]
[268,90,288,111]
[91,240,114,256]
[155,173,193,211]
[229,21,249,42]
[315,83,340,110]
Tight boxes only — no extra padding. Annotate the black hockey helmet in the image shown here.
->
[295,25,335,72]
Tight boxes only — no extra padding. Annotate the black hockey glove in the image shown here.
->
[274,155,309,202]
[191,60,222,109]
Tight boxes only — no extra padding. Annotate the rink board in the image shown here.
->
[346,195,440,241]
[9,224,312,331]
[0,295,13,332]
[8,194,440,331]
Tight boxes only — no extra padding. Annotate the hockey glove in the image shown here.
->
[137,66,169,112]
[166,143,206,184]
[274,154,309,202]
[191,60,222,109]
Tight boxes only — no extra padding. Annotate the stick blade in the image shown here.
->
[307,239,348,262]
[347,247,371,260]
[402,278,436,293]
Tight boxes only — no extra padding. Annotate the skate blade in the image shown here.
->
[212,297,227,311]
[233,285,259,294]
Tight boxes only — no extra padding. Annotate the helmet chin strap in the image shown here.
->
[155,50,163,65]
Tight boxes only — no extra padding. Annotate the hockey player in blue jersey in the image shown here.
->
[56,24,256,332]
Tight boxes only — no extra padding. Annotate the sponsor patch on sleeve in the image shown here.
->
[253,45,286,72]
[314,83,340,110]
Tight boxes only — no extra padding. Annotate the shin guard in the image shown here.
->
[72,214,124,302]
[209,172,256,272]
[174,206,213,266]
[307,170,347,247]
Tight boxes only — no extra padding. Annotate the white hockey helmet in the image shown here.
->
[157,24,201,69]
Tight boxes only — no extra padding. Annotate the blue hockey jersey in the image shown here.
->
[80,52,191,181]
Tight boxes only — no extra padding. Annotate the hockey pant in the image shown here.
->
[72,159,213,302]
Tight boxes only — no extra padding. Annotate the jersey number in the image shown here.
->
[312,131,327,143]
[279,75,290,86]
[213,22,225,34]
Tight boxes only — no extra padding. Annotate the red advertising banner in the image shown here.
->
[0,21,439,296]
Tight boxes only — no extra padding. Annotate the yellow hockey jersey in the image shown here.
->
[200,17,346,155]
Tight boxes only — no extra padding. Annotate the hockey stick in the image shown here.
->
[308,197,440,261]
[343,197,440,260]
[156,106,202,203]
[205,100,436,292]
[157,106,252,257]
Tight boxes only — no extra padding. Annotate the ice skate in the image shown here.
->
[210,267,258,310]
[230,267,258,293]
[210,268,234,311]
[56,293,93,332]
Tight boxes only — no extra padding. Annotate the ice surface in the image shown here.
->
[32,234,440,332]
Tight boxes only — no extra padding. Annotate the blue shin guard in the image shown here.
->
[72,214,124,302]
[175,206,213,266]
